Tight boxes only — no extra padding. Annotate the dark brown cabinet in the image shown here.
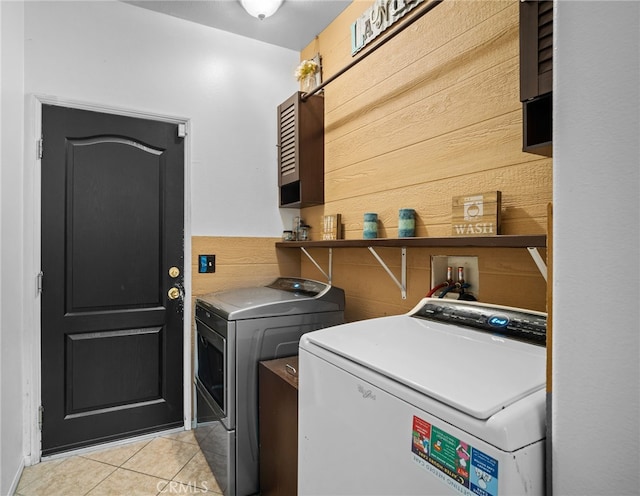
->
[277,92,324,207]
[520,0,553,156]
[259,356,299,496]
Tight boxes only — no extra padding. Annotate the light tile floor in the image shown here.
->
[15,429,222,496]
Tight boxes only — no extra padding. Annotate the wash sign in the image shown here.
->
[351,0,425,55]
[451,191,502,237]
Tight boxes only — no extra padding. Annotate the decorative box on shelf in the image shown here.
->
[451,191,501,237]
[322,214,341,240]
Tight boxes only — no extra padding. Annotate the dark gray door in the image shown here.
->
[41,105,185,455]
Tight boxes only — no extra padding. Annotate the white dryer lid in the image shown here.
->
[302,312,546,420]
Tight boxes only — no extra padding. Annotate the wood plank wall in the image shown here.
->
[296,0,552,320]
[191,237,300,304]
[189,1,551,324]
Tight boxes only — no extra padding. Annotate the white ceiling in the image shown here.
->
[123,0,352,51]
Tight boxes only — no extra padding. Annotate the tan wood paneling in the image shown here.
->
[324,2,517,132]
[302,158,551,241]
[325,58,521,173]
[191,237,300,298]
[324,113,547,202]
[321,1,513,110]
[300,245,547,321]
[296,0,550,321]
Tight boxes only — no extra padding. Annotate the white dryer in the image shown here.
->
[298,298,546,496]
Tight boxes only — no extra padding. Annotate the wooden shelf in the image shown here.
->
[276,235,547,249]
[277,235,547,299]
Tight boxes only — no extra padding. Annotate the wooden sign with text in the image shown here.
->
[322,214,342,240]
[452,191,501,236]
[351,0,425,55]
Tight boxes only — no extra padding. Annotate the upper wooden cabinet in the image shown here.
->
[277,92,325,208]
[520,0,553,100]
[520,0,553,157]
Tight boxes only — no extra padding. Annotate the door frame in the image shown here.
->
[26,95,192,463]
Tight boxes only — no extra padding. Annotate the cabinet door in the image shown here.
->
[520,0,553,102]
[278,93,300,187]
[277,92,324,208]
[520,0,553,156]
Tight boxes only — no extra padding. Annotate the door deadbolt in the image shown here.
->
[167,287,181,300]
[169,266,180,278]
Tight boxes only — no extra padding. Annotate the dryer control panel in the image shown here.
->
[411,299,547,346]
[267,277,328,297]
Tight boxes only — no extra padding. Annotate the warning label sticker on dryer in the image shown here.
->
[411,415,499,496]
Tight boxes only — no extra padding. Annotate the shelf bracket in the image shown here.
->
[527,247,547,281]
[300,247,332,284]
[368,246,407,299]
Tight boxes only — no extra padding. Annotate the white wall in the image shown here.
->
[1,1,298,491]
[24,0,300,237]
[553,1,639,494]
[0,2,26,494]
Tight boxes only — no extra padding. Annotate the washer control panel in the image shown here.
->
[267,277,328,297]
[412,299,547,346]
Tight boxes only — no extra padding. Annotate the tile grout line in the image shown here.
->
[164,435,220,493]
[15,432,219,496]
[80,459,119,496]
[116,437,200,486]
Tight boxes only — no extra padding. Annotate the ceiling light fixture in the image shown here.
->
[240,0,284,20]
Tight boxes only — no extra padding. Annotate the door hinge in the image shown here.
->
[37,138,43,159]
[38,405,44,431]
[37,271,43,295]
[177,123,187,138]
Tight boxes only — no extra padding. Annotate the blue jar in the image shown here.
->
[398,208,415,237]
[363,213,378,239]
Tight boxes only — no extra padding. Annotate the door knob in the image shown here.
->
[167,287,181,300]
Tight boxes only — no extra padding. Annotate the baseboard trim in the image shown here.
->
[7,456,26,496]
